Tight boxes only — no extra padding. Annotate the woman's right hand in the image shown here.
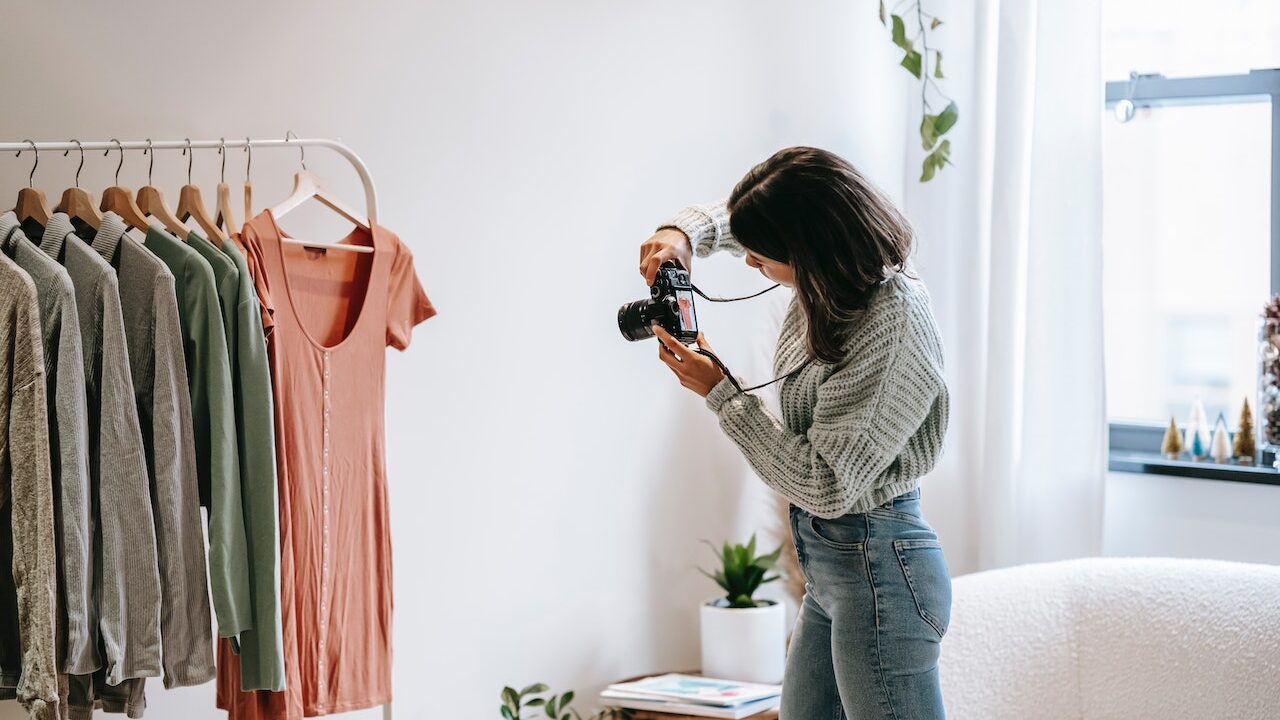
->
[639,228,693,285]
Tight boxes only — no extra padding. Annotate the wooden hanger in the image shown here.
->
[270,132,374,254]
[12,140,51,228]
[53,140,103,231]
[135,139,188,237]
[99,139,151,231]
[215,139,242,238]
[175,139,227,245]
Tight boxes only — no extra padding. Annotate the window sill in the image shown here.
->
[1108,450,1280,486]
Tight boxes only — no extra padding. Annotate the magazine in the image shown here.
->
[603,674,781,707]
[598,690,780,719]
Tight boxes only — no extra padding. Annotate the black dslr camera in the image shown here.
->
[618,262,699,344]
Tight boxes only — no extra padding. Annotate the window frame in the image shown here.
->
[1103,68,1280,482]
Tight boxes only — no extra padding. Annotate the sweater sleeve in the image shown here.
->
[704,306,945,519]
[659,200,745,258]
[10,366,60,720]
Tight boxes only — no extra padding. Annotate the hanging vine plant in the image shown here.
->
[880,0,958,181]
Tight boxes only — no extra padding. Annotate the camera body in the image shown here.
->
[617,262,699,344]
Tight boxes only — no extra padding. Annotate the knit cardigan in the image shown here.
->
[662,201,949,519]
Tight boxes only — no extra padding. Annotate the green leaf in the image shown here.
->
[920,139,953,182]
[934,101,959,136]
[546,698,558,716]
[934,50,944,78]
[890,15,910,51]
[502,706,515,720]
[746,534,757,561]
[527,698,546,708]
[920,113,939,150]
[900,50,922,79]
[758,545,782,569]
[561,691,575,708]
[503,688,519,711]
[931,17,943,30]
[762,574,782,585]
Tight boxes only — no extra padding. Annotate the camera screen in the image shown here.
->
[676,290,695,330]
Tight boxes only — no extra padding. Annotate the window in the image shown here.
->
[1103,2,1280,469]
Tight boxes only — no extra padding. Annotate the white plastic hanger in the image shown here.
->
[269,131,374,255]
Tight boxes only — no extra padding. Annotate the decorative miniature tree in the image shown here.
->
[1211,413,1232,463]
[1186,397,1211,461]
[1234,397,1257,464]
[1161,416,1184,459]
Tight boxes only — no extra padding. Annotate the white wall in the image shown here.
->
[1,1,910,717]
[1104,473,1280,564]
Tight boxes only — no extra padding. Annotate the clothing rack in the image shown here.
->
[2,135,394,720]
[0,137,378,222]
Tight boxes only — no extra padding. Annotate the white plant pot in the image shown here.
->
[699,598,786,684]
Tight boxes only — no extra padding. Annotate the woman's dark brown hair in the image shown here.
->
[728,146,914,364]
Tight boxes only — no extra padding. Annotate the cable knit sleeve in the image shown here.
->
[659,200,745,258]
[704,287,947,518]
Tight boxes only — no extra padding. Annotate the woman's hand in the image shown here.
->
[640,228,693,285]
[654,325,725,398]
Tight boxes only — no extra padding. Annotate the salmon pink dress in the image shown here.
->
[217,210,434,718]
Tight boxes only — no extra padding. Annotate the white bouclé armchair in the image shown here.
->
[938,557,1280,719]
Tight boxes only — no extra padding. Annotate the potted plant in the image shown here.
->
[500,683,632,720]
[698,534,786,684]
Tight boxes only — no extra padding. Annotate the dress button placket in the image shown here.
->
[320,350,332,696]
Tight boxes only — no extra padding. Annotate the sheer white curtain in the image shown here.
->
[907,0,1106,574]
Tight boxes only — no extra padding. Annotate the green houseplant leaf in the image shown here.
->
[700,533,786,608]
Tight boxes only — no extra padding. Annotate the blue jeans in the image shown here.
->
[782,488,951,720]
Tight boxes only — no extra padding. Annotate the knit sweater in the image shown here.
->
[0,213,95,677]
[663,201,949,519]
[0,251,60,720]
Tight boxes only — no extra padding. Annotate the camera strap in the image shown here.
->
[694,348,813,394]
[688,282,812,393]
[691,283,780,303]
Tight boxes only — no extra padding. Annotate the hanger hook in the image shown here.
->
[104,139,124,185]
[219,138,227,183]
[144,139,155,186]
[182,138,195,185]
[285,130,306,171]
[244,137,252,183]
[64,139,86,188]
[16,140,38,188]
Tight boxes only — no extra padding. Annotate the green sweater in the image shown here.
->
[664,201,949,518]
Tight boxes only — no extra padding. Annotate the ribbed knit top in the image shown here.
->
[663,201,949,518]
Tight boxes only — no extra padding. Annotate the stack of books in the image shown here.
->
[599,674,781,718]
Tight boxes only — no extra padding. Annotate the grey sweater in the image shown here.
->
[31,215,163,684]
[0,214,96,678]
[664,201,949,518]
[0,251,60,719]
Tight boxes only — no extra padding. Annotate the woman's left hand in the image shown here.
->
[654,325,726,398]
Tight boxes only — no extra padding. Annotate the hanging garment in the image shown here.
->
[219,211,433,719]
[204,234,283,693]
[88,215,214,688]
[27,214,162,686]
[0,252,59,719]
[140,225,251,642]
[0,214,95,680]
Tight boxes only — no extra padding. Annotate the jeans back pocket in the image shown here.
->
[892,538,952,640]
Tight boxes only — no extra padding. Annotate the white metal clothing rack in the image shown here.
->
[0,136,378,222]
[2,136,393,720]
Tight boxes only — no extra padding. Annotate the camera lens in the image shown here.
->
[618,299,658,341]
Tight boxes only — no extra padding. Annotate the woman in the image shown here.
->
[639,147,952,719]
